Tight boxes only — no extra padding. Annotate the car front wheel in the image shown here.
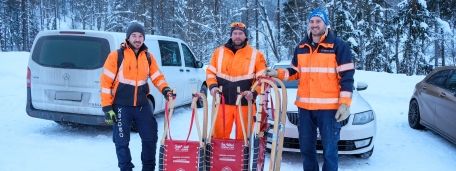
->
[408,100,424,129]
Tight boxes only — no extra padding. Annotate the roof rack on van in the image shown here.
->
[59,31,85,35]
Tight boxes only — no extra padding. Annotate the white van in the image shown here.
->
[26,30,207,125]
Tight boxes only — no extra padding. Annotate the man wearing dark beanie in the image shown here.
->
[206,22,267,140]
[100,22,174,171]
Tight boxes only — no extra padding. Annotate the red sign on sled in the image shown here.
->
[164,140,201,171]
[210,139,246,171]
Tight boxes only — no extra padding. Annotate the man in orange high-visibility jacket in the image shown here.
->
[267,8,355,171]
[206,22,267,140]
[100,22,173,171]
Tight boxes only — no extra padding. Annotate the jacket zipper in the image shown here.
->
[133,51,139,106]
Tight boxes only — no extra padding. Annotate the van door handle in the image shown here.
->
[440,92,446,97]
[186,69,190,72]
[179,69,184,72]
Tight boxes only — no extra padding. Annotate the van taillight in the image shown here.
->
[27,67,31,88]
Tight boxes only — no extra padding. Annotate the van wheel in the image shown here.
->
[197,84,207,108]
[408,100,424,129]
[355,147,374,159]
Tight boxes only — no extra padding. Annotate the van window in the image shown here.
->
[159,40,181,66]
[32,36,110,69]
[182,44,196,68]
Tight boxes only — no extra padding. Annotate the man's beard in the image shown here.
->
[233,39,245,47]
[130,41,142,50]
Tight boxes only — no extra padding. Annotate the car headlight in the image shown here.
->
[352,110,374,125]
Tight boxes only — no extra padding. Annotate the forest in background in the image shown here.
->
[1,0,455,75]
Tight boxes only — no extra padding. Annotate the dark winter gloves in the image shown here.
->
[335,104,350,122]
[162,87,175,101]
[105,110,117,125]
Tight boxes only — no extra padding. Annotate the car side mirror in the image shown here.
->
[195,61,203,68]
[356,82,368,91]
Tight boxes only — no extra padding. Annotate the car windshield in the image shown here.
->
[272,65,298,88]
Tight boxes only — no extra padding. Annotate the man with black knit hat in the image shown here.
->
[206,22,267,140]
[100,22,174,171]
[266,8,355,171]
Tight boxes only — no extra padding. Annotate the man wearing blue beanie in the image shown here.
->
[266,8,355,171]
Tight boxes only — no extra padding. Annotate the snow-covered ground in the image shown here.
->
[1,52,455,171]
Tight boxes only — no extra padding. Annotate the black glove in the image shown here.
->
[162,87,174,101]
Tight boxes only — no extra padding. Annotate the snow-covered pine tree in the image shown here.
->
[28,0,40,51]
[332,0,357,68]
[106,0,130,32]
[280,0,308,58]
[364,1,390,72]
[397,0,431,75]
[258,0,281,61]
[175,0,215,63]
[21,0,29,51]
[5,0,21,50]
[0,0,5,51]
[428,0,456,67]
[93,0,108,31]
[72,0,95,29]
[382,7,397,73]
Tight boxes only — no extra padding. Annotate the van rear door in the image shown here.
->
[29,35,110,115]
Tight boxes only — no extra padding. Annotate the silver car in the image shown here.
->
[266,62,377,158]
[408,66,456,144]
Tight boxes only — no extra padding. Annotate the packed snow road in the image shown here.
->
[0,52,455,171]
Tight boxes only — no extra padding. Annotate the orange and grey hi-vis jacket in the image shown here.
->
[206,40,267,105]
[100,42,169,112]
[277,31,355,110]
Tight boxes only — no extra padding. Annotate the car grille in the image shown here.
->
[287,112,300,125]
[287,112,349,127]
